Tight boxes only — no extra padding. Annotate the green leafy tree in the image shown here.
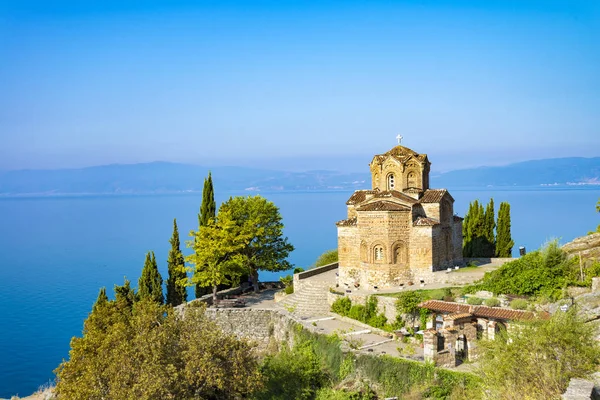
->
[187,209,251,303]
[166,219,187,306]
[596,198,600,213]
[478,309,600,399]
[314,249,338,267]
[138,251,163,304]
[496,202,514,258]
[220,195,294,292]
[55,298,262,399]
[395,291,422,327]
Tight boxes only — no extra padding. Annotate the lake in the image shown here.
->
[1,187,599,397]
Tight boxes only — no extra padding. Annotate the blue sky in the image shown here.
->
[0,0,598,172]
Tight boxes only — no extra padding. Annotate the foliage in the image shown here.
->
[496,201,514,257]
[463,199,496,257]
[355,355,481,398]
[478,309,600,399]
[55,297,261,399]
[465,241,587,299]
[509,299,528,310]
[254,341,328,400]
[220,195,294,291]
[395,291,422,326]
[315,249,339,267]
[315,387,376,400]
[166,219,187,306]
[137,251,163,304]
[198,171,216,228]
[484,297,500,307]
[294,267,306,273]
[331,297,352,315]
[466,296,483,305]
[419,308,430,330]
[196,172,217,298]
[92,287,108,313]
[187,209,252,302]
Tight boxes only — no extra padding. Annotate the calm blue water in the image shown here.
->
[1,188,599,397]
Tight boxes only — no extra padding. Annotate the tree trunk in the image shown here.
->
[251,269,259,292]
[212,285,218,305]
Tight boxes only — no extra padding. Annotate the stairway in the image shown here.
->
[279,279,332,316]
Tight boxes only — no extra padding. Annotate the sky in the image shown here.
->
[0,0,599,172]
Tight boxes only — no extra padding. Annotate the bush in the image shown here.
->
[284,285,294,295]
[315,250,338,267]
[484,297,501,307]
[348,304,366,321]
[293,267,305,274]
[331,297,352,316]
[367,314,388,329]
[467,297,484,305]
[510,299,528,310]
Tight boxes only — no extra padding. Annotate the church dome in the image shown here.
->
[383,145,420,158]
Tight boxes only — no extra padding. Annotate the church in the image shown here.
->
[336,141,463,290]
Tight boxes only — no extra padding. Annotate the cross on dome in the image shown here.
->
[396,134,403,145]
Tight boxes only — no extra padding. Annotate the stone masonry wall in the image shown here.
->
[204,308,299,351]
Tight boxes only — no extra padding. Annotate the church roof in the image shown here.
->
[336,217,357,227]
[357,200,411,212]
[372,145,429,165]
[346,189,379,205]
[419,189,453,203]
[414,216,440,226]
[374,190,418,204]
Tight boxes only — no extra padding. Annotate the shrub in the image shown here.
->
[510,299,528,310]
[331,297,352,316]
[367,314,388,329]
[293,267,305,274]
[484,297,501,307]
[284,285,294,295]
[348,305,366,321]
[314,249,338,267]
[467,297,484,305]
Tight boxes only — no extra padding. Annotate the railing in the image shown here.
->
[296,262,339,280]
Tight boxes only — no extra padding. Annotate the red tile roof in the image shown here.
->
[419,189,451,203]
[414,216,439,226]
[336,217,357,227]
[357,201,411,212]
[419,300,538,321]
[374,190,418,204]
[346,190,379,205]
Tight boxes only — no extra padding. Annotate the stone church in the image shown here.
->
[336,143,463,289]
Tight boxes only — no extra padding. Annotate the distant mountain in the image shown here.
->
[432,157,600,188]
[0,157,598,196]
[0,162,370,196]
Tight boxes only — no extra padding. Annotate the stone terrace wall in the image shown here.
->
[204,308,300,351]
[293,262,339,292]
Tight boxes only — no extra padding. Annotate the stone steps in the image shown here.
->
[279,280,333,316]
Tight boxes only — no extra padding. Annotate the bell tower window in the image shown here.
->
[387,174,395,190]
[374,246,384,262]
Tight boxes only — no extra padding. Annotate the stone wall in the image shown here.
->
[204,308,300,351]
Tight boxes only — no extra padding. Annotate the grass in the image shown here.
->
[451,265,481,273]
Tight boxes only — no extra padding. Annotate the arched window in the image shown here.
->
[360,241,368,262]
[387,174,395,190]
[393,242,408,264]
[407,171,417,188]
[374,245,384,262]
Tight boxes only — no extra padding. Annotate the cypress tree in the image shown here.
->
[462,201,474,257]
[92,287,108,313]
[496,202,514,257]
[138,251,164,304]
[196,172,216,298]
[483,198,496,257]
[198,172,216,228]
[166,219,187,306]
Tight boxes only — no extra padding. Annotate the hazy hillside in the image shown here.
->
[432,157,600,188]
[0,157,598,196]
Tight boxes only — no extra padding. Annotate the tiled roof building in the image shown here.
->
[337,144,463,289]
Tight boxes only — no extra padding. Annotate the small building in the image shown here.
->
[419,300,543,367]
[336,143,463,290]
